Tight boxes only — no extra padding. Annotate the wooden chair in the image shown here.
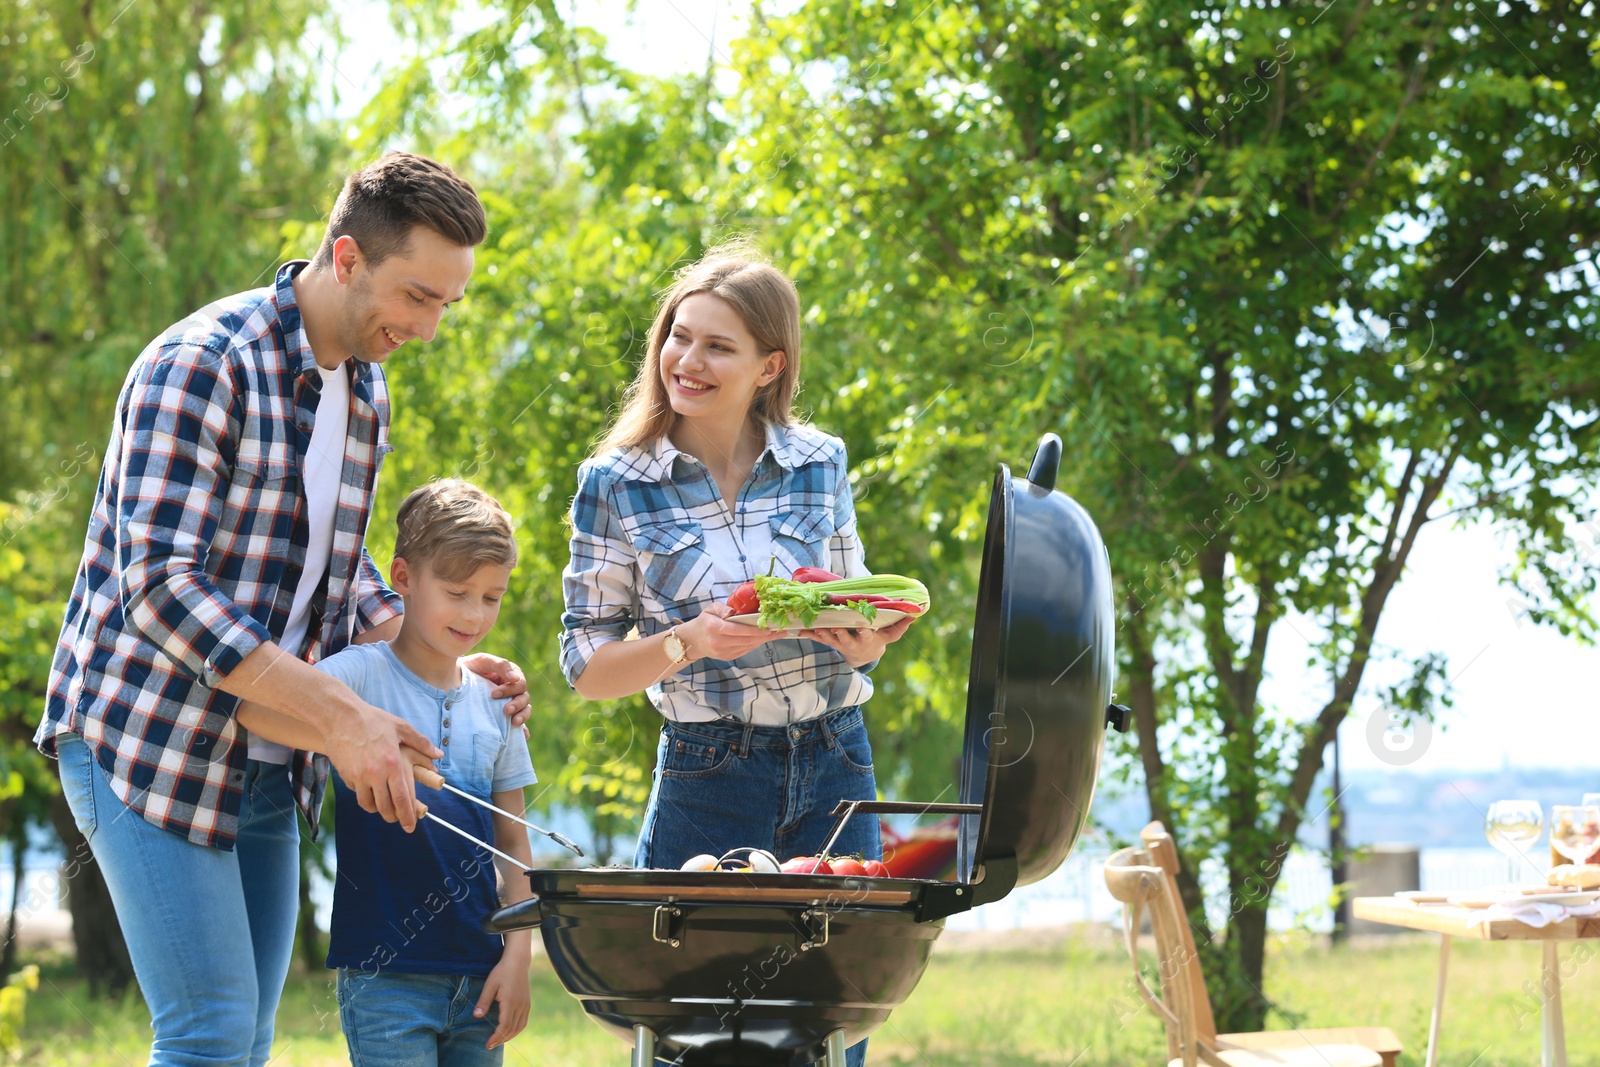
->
[1102,822,1403,1067]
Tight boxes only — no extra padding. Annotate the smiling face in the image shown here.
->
[330,227,474,365]
[658,292,786,428]
[391,556,511,667]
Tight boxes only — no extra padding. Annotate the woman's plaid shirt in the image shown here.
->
[35,261,403,849]
[561,423,876,727]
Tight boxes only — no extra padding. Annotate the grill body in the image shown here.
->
[487,434,1119,1065]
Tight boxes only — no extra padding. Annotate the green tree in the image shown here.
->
[1,0,347,989]
[722,0,1600,1030]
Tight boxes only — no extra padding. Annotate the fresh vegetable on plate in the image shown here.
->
[741,572,932,629]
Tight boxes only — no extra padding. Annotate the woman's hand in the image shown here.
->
[679,603,783,664]
[800,617,914,669]
[462,653,532,727]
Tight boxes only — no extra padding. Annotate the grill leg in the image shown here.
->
[631,1024,657,1067]
[823,1029,848,1067]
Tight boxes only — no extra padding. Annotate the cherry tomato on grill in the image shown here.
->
[861,859,891,878]
[781,855,833,875]
[828,857,867,877]
[726,581,759,615]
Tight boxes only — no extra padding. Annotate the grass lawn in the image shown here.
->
[19,928,1600,1065]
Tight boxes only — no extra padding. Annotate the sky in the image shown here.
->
[326,1,1600,779]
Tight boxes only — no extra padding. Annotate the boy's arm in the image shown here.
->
[237,701,326,751]
[474,787,536,1048]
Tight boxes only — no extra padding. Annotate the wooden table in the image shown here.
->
[1352,895,1600,1067]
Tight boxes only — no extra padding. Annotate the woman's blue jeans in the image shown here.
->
[635,705,882,1067]
[56,734,301,1067]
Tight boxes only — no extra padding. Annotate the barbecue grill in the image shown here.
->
[486,434,1126,1066]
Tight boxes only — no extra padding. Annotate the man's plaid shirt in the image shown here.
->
[560,422,875,727]
[36,261,403,849]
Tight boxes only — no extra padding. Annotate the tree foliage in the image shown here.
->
[6,0,1600,1029]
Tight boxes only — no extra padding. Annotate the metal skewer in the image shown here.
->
[412,764,585,857]
[414,801,533,870]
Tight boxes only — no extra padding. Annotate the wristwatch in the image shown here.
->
[662,627,690,667]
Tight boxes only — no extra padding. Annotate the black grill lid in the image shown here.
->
[955,434,1116,902]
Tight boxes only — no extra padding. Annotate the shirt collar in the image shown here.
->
[642,421,800,483]
[274,259,374,388]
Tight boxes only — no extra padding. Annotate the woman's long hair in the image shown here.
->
[594,239,802,456]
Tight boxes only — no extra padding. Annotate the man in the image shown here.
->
[36,152,529,1067]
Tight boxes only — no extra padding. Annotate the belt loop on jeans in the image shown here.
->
[818,711,839,750]
[738,721,756,758]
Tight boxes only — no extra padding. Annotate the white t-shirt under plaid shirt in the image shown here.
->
[560,422,874,727]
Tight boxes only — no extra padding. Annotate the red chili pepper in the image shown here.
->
[875,600,925,615]
[826,593,893,606]
[792,567,844,584]
[727,581,759,615]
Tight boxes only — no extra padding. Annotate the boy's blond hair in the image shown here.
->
[393,479,517,582]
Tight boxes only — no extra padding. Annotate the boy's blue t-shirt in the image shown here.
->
[316,641,538,976]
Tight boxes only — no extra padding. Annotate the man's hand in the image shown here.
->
[462,653,531,728]
[474,949,532,1049]
[320,702,441,832]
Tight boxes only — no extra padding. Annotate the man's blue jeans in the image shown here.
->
[634,706,881,1067]
[336,970,502,1067]
[56,734,301,1067]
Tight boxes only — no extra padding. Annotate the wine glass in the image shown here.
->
[1549,805,1600,868]
[1485,799,1544,885]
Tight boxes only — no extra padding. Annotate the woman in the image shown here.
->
[560,244,907,1060]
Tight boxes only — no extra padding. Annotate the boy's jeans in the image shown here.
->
[336,970,501,1067]
[55,734,300,1067]
[634,705,881,1067]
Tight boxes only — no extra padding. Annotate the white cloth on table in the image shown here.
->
[1463,898,1600,928]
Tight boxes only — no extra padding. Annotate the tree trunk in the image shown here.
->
[47,793,134,997]
[1203,903,1272,1033]
[1,821,23,976]
[297,852,322,974]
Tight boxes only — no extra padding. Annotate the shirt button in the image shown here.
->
[739,555,747,562]
[442,737,450,747]
[443,719,451,728]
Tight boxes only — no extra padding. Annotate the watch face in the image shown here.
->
[664,633,686,661]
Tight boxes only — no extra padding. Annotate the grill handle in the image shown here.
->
[482,896,543,935]
[819,800,982,863]
[1027,433,1062,491]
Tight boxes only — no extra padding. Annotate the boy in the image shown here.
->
[241,479,538,1063]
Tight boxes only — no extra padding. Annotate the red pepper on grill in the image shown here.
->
[792,567,844,584]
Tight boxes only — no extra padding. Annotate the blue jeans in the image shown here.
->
[55,734,301,1067]
[635,706,880,1067]
[336,970,501,1067]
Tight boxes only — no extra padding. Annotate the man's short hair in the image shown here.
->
[393,479,517,582]
[312,152,487,270]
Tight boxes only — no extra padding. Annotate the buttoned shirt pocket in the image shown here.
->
[769,509,837,572]
[227,451,297,544]
[631,521,709,611]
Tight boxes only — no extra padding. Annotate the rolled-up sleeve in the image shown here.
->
[559,463,639,687]
[828,445,869,580]
[116,344,272,689]
[354,546,404,634]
